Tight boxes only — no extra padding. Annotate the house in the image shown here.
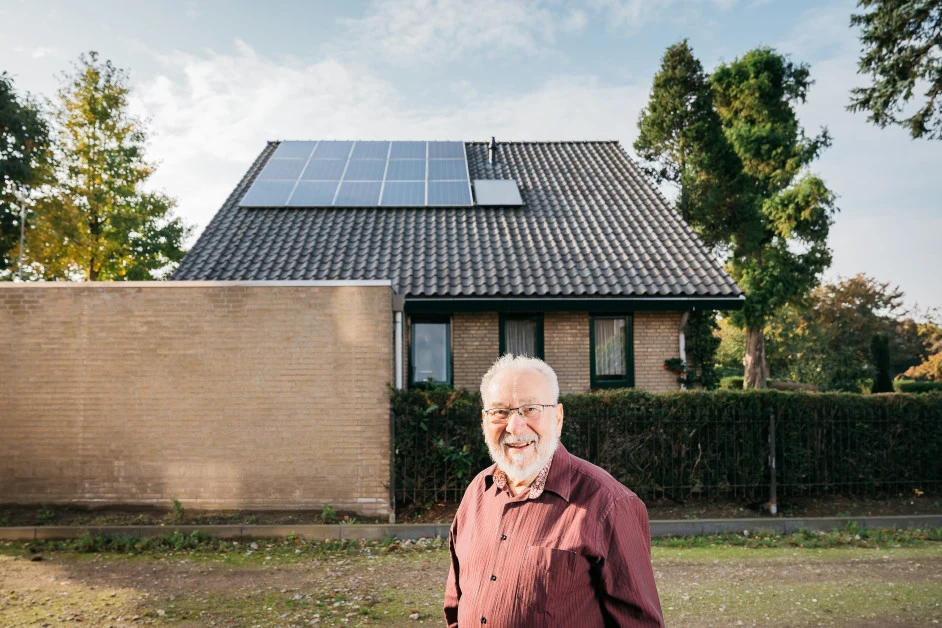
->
[172,139,743,393]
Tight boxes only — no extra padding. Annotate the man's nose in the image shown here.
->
[506,409,528,434]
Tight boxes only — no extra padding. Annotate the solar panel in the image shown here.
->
[343,160,386,181]
[258,158,306,180]
[389,141,427,159]
[385,160,426,181]
[428,159,467,181]
[381,181,425,206]
[335,181,382,206]
[272,141,316,159]
[428,181,472,205]
[301,160,346,180]
[240,180,295,207]
[473,179,524,206]
[287,181,340,206]
[240,140,476,208]
[351,141,390,159]
[314,141,354,159]
[427,141,465,159]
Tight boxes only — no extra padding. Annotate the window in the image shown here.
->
[410,317,451,385]
[590,315,633,388]
[499,314,544,358]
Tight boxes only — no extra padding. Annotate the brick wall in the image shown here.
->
[452,312,499,392]
[633,311,684,393]
[0,282,393,517]
[545,312,591,394]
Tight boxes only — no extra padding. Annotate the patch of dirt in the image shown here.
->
[0,504,387,528]
[3,492,939,528]
[398,493,942,523]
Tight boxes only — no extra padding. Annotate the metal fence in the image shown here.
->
[392,391,942,511]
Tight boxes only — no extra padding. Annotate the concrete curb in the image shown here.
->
[0,516,939,542]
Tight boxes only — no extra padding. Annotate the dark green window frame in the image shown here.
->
[498,313,544,359]
[409,316,452,386]
[590,314,634,389]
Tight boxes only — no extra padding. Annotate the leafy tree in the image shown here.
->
[849,0,942,139]
[763,274,934,390]
[712,48,837,388]
[26,52,190,280]
[683,310,722,389]
[903,351,942,380]
[634,40,757,254]
[0,72,50,277]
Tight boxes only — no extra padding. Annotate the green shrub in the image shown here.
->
[720,376,744,389]
[393,387,942,505]
[170,498,185,522]
[895,380,942,393]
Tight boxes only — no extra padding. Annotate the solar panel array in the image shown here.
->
[240,141,474,207]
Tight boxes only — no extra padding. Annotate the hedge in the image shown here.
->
[392,388,942,507]
[895,380,942,394]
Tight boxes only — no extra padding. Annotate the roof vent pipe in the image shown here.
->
[488,137,497,165]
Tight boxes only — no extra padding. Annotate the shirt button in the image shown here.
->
[481,617,487,624]
[490,574,497,581]
[500,534,507,540]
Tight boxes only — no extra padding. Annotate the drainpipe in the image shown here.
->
[392,294,405,389]
[678,311,691,390]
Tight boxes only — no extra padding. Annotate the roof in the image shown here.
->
[171,140,743,304]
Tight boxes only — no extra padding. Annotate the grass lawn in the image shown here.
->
[0,528,940,626]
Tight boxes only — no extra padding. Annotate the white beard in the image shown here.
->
[483,426,559,484]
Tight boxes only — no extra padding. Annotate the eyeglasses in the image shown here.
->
[483,404,557,423]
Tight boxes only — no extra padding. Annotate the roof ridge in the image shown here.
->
[265,139,623,145]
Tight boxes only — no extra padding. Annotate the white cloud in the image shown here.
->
[133,41,650,238]
[588,0,741,30]
[12,45,61,59]
[341,0,559,65]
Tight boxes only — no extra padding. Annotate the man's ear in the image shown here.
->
[555,403,564,437]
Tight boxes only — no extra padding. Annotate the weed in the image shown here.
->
[321,504,336,524]
[170,498,185,523]
[36,505,56,524]
[243,515,257,524]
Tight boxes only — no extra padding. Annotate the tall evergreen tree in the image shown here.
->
[712,48,837,388]
[849,0,942,139]
[0,72,49,277]
[26,52,190,280]
[634,40,757,255]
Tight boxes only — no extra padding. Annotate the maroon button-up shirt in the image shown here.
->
[444,444,664,627]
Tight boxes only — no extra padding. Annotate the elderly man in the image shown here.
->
[444,354,663,627]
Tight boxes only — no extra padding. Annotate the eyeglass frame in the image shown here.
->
[482,403,558,423]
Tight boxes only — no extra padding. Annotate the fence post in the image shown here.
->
[768,408,777,515]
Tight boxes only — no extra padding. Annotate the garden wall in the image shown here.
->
[0,281,394,517]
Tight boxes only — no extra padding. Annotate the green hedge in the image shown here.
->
[392,388,942,507]
[894,380,942,394]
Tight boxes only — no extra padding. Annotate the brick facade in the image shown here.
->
[452,312,499,391]
[432,309,684,395]
[544,312,592,394]
[633,311,685,393]
[0,282,393,517]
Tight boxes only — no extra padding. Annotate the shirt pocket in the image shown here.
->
[514,546,579,615]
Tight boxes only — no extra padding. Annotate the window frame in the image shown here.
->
[409,315,452,387]
[498,313,545,359]
[589,313,634,389]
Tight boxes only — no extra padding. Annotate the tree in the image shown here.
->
[634,40,757,255]
[763,274,935,390]
[0,72,50,277]
[870,334,894,392]
[26,52,190,280]
[712,48,837,388]
[849,0,942,139]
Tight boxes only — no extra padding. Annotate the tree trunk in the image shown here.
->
[743,326,769,388]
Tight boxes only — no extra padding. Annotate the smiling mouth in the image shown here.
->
[506,442,533,450]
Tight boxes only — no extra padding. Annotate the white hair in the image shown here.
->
[479,354,560,406]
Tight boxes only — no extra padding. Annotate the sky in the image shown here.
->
[2,0,939,314]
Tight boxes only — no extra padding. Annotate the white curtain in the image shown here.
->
[505,319,537,357]
[595,318,626,376]
[414,323,448,382]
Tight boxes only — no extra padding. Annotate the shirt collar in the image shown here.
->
[484,442,572,502]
